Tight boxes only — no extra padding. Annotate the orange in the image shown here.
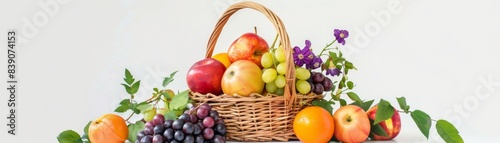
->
[212,52,231,68]
[293,106,335,143]
[88,114,128,143]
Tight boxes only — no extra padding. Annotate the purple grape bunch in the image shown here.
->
[136,103,227,143]
[308,71,333,94]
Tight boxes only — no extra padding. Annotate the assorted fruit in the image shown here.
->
[136,103,226,143]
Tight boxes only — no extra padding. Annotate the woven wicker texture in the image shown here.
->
[190,1,323,141]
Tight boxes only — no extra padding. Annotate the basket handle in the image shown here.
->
[205,1,297,107]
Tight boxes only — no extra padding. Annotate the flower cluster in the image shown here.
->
[293,29,350,77]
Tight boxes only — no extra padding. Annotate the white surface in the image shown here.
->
[1,0,500,142]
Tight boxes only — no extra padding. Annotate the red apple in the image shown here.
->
[366,105,401,140]
[221,60,264,96]
[333,105,371,143]
[227,33,269,67]
[186,58,226,95]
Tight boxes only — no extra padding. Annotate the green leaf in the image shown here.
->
[339,99,347,106]
[163,71,178,87]
[137,104,154,113]
[170,90,189,110]
[122,84,133,95]
[124,69,134,85]
[57,130,82,143]
[83,121,91,135]
[153,88,159,93]
[374,99,394,125]
[411,110,432,139]
[312,99,333,115]
[114,105,129,113]
[130,81,141,95]
[361,99,374,111]
[345,61,357,70]
[165,111,178,120]
[346,92,362,104]
[119,99,130,106]
[331,93,339,101]
[396,97,410,112]
[128,121,145,143]
[370,119,388,137]
[436,120,464,143]
[130,102,141,114]
[347,81,354,89]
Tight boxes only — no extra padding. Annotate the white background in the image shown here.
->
[1,0,500,142]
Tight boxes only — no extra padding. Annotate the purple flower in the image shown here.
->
[326,68,341,77]
[326,61,342,77]
[293,40,313,67]
[307,57,323,70]
[334,29,349,45]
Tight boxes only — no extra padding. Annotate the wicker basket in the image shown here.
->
[189,1,323,141]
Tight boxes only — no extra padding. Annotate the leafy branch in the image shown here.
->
[58,69,189,143]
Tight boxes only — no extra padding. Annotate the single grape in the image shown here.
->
[313,83,324,94]
[163,128,174,141]
[164,120,174,128]
[203,128,215,140]
[306,71,314,83]
[179,113,191,122]
[190,114,199,124]
[322,77,333,91]
[153,125,164,135]
[143,109,157,122]
[196,106,209,119]
[203,117,215,128]
[194,135,204,143]
[170,140,181,143]
[261,52,274,68]
[214,124,226,135]
[274,75,286,88]
[295,67,311,80]
[137,130,146,141]
[275,46,286,63]
[172,119,185,130]
[197,122,205,130]
[143,127,154,135]
[183,122,194,134]
[174,130,185,141]
[275,88,284,96]
[312,72,325,83]
[265,82,278,93]
[276,63,287,75]
[201,103,212,111]
[153,114,165,126]
[140,135,153,143]
[296,80,311,94]
[184,135,195,143]
[215,118,225,125]
[210,110,219,121]
[212,135,225,143]
[152,134,164,143]
[193,123,202,135]
[145,121,155,131]
[262,68,278,83]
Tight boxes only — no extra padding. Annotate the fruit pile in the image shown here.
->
[136,103,226,143]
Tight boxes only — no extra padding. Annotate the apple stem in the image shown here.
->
[254,26,258,35]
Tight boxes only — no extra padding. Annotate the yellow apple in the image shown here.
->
[221,60,264,96]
